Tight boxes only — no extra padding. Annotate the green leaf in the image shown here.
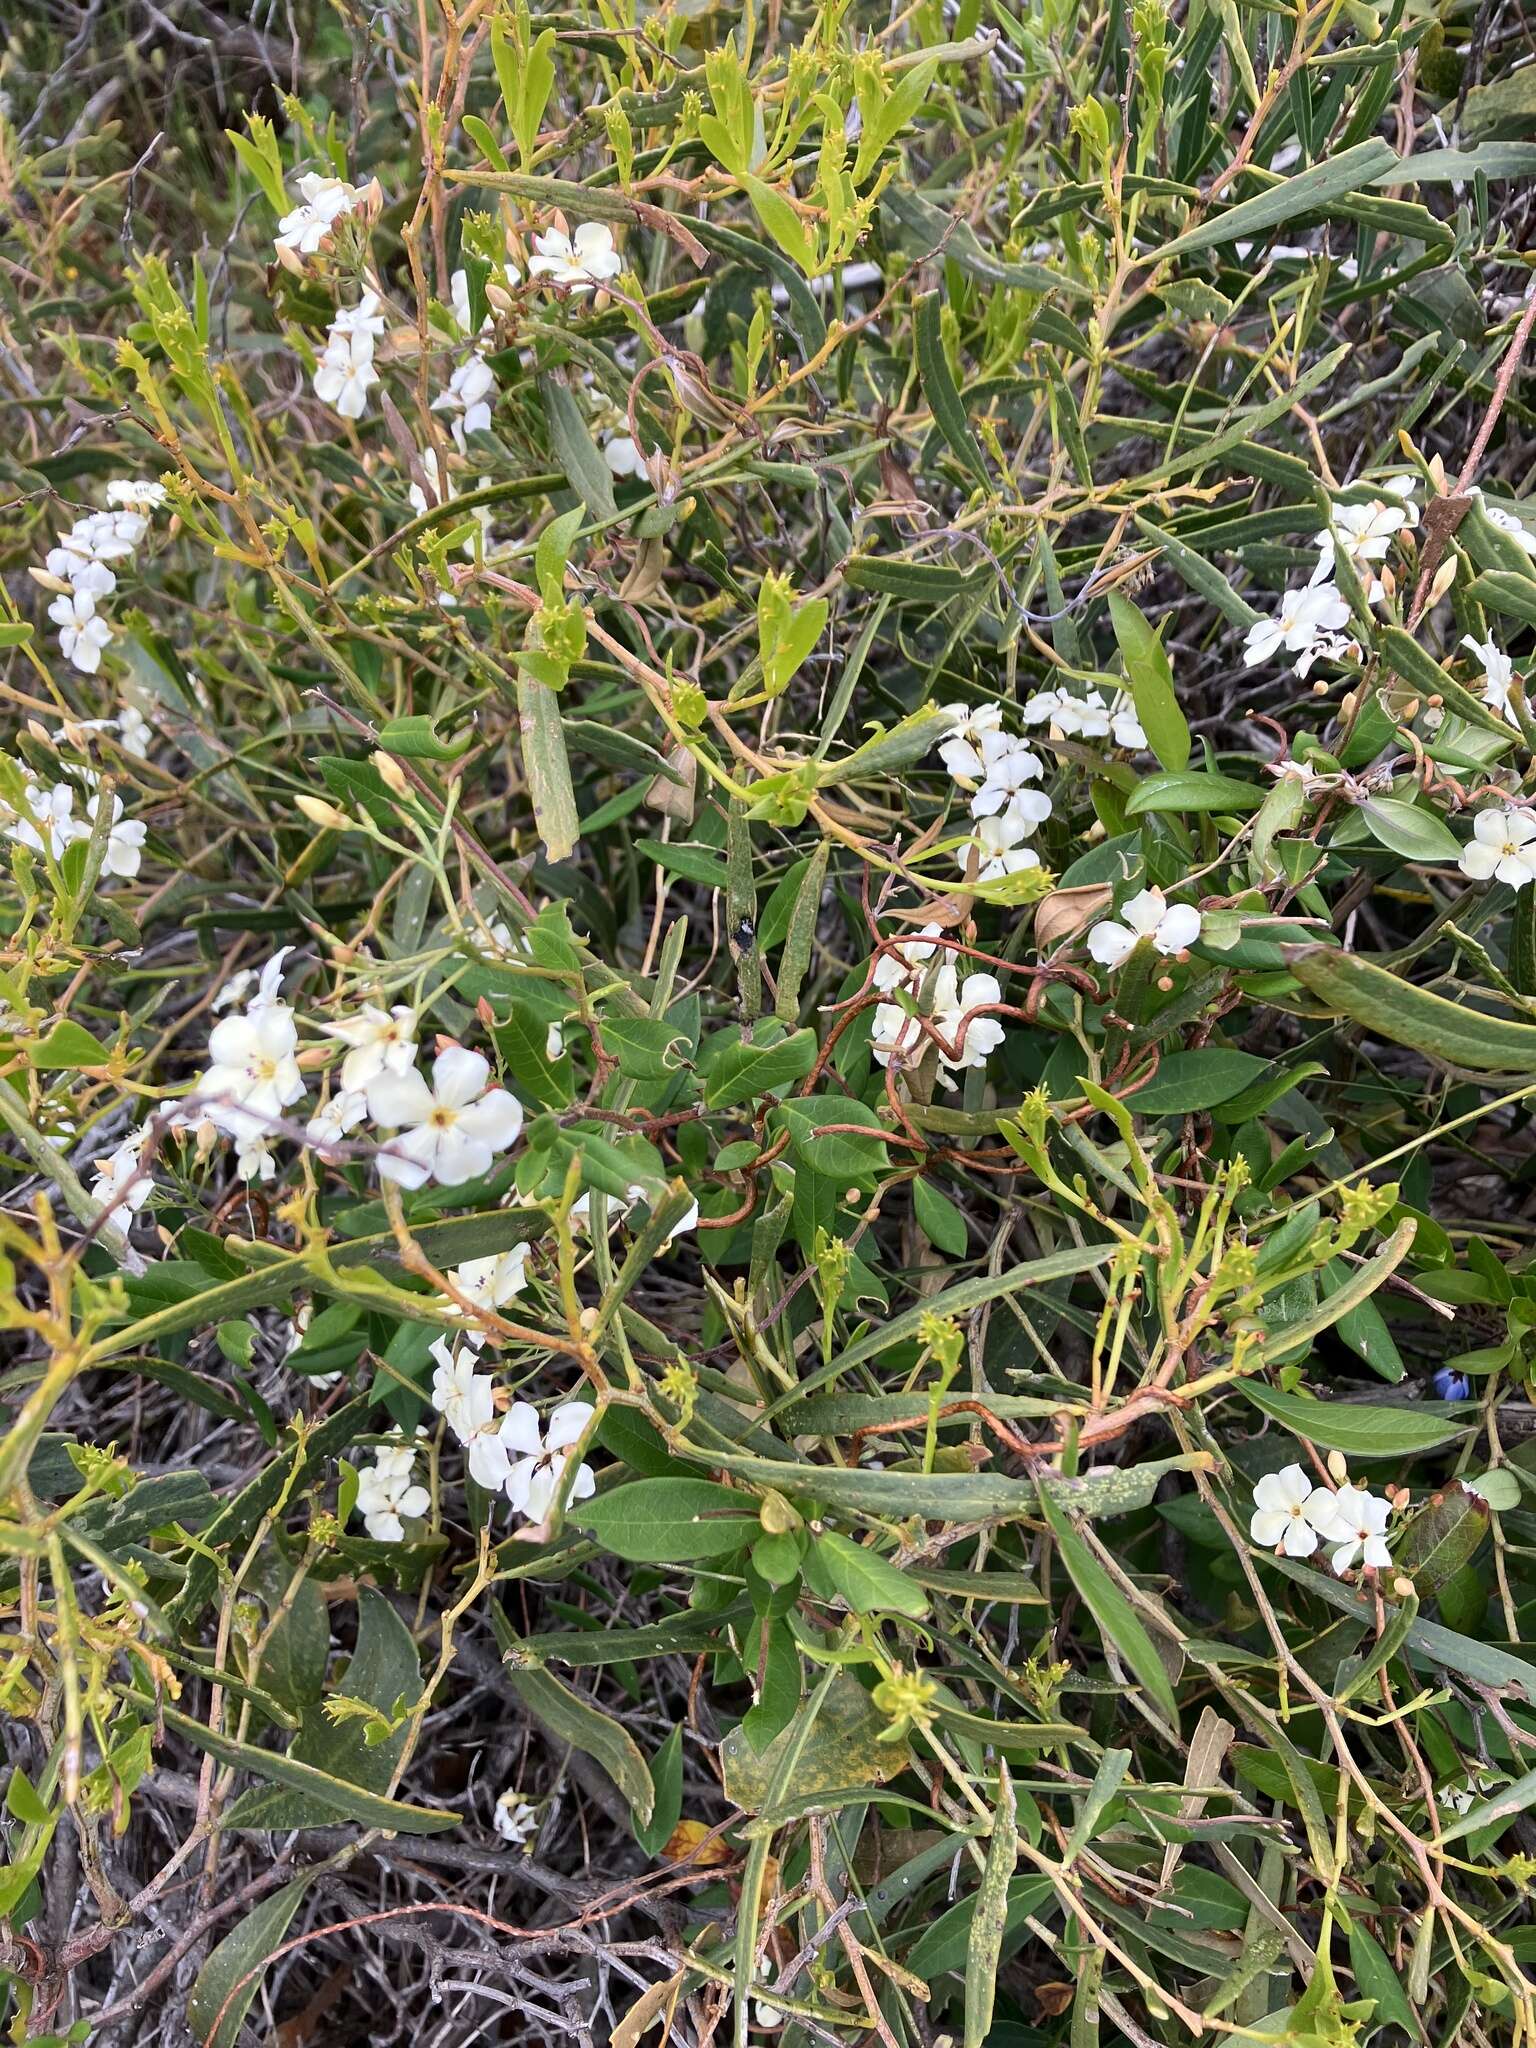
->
[506,1665,654,1823]
[634,1726,685,1858]
[375,713,468,760]
[223,1588,423,1830]
[188,1879,310,2048]
[540,374,618,521]
[915,290,990,488]
[130,1696,458,1833]
[1128,1049,1269,1114]
[807,1531,929,1619]
[913,1177,968,1256]
[770,1094,890,1180]
[1038,1491,1179,1726]
[1152,140,1399,258]
[1126,769,1262,815]
[1356,796,1462,863]
[741,173,817,272]
[575,1478,760,1561]
[1284,944,1536,1072]
[1108,592,1188,770]
[1239,1382,1469,1457]
[26,1020,111,1069]
[517,674,580,863]
[965,1763,1018,2048]
[720,1670,908,1817]
[703,1027,817,1109]
[1466,570,1536,631]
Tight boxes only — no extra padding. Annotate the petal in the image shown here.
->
[544,1401,593,1451]
[1155,905,1202,954]
[1281,1519,1319,1558]
[431,1044,491,1107]
[456,1088,524,1151]
[366,1066,434,1126]
[520,1464,556,1522]
[504,1456,539,1512]
[431,1125,486,1188]
[1086,922,1133,969]
[1250,1509,1287,1546]
[500,1403,543,1457]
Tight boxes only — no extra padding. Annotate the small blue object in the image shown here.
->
[1431,1368,1472,1403]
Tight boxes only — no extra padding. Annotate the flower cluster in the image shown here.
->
[430,1331,596,1523]
[274,171,379,270]
[355,1437,430,1542]
[1243,475,1419,676]
[39,481,167,675]
[1249,1464,1394,1573]
[314,289,386,421]
[870,927,1007,1084]
[0,757,146,882]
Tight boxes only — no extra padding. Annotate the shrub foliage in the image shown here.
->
[2,1,1536,2044]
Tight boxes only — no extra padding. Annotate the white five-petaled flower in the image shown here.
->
[871,997,926,1070]
[447,1245,532,1316]
[1459,806,1536,889]
[313,292,386,420]
[275,172,364,263]
[1086,887,1202,970]
[321,1003,418,1091]
[49,589,113,674]
[1312,480,1418,592]
[493,1790,538,1844]
[85,792,147,877]
[10,781,78,859]
[433,354,497,452]
[1462,635,1518,726]
[968,734,1049,827]
[428,1334,516,1487]
[304,1088,368,1156]
[106,479,168,511]
[354,1443,430,1542]
[91,1131,151,1235]
[872,922,945,994]
[960,813,1041,884]
[1242,582,1351,671]
[366,1045,523,1188]
[1249,1465,1337,1558]
[528,222,623,293]
[46,542,116,598]
[505,1399,598,1523]
[1477,497,1536,557]
[1021,688,1145,750]
[931,964,1005,1077]
[201,998,306,1133]
[935,701,1006,781]
[1314,1483,1393,1573]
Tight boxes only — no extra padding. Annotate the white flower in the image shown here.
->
[321,1003,418,1091]
[275,173,363,262]
[304,1088,369,1155]
[84,792,146,877]
[1242,583,1351,670]
[603,433,647,480]
[1107,695,1146,749]
[433,354,496,451]
[1460,806,1536,889]
[1463,635,1518,726]
[235,1133,279,1181]
[106,479,167,511]
[367,1045,523,1189]
[354,1444,430,1542]
[960,814,1041,883]
[545,1022,564,1061]
[493,1790,538,1844]
[68,510,142,561]
[931,965,1005,1075]
[934,701,1007,781]
[91,1131,151,1234]
[117,704,151,758]
[1313,486,1417,590]
[1313,1483,1393,1573]
[448,1244,531,1316]
[46,543,116,598]
[969,735,1048,825]
[428,1334,520,1486]
[1480,500,1536,557]
[871,998,926,1069]
[49,590,112,674]
[528,222,623,293]
[1249,1465,1336,1558]
[505,1399,597,1522]
[313,297,383,420]
[1086,887,1202,970]
[1293,630,1359,681]
[872,922,944,993]
[10,781,78,859]
[201,1000,306,1125]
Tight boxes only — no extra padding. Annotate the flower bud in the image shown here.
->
[372,749,410,796]
[295,794,351,830]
